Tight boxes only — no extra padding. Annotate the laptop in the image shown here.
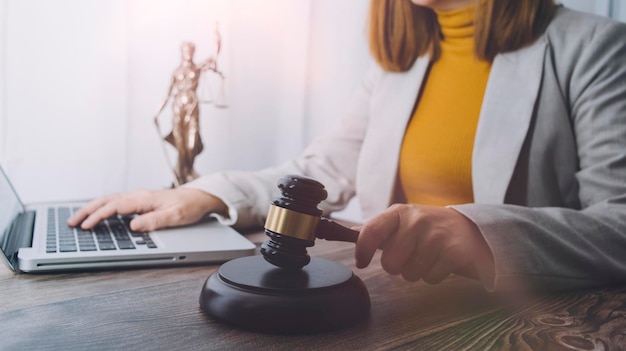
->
[0,164,257,273]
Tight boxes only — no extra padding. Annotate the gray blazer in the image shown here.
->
[188,7,626,291]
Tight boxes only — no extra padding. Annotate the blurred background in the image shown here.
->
[0,0,623,221]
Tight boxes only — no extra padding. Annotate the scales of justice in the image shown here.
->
[151,26,370,334]
[154,24,227,188]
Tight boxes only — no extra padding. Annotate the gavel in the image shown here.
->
[260,175,360,270]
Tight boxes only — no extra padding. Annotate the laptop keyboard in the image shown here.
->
[46,206,158,253]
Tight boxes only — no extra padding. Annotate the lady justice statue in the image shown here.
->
[154,25,226,187]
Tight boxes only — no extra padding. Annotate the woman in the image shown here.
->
[69,0,626,292]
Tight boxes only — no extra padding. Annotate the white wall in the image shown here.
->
[2,0,128,203]
[304,1,371,141]
[0,0,371,212]
[559,0,610,16]
[617,0,626,21]
[559,0,626,20]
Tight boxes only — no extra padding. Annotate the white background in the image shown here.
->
[0,0,371,207]
[0,0,623,222]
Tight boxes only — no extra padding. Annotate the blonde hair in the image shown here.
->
[368,0,557,72]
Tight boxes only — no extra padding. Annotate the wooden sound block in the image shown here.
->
[199,256,370,334]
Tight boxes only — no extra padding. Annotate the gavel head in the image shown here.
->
[261,175,327,270]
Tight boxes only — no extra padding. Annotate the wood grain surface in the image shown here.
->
[1,230,625,351]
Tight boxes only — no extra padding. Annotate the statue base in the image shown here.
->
[199,256,370,334]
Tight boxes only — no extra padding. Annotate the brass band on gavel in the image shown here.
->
[264,204,320,241]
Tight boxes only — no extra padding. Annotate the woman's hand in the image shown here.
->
[67,188,228,232]
[355,204,494,284]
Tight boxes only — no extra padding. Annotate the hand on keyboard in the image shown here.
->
[67,188,228,232]
[49,207,157,253]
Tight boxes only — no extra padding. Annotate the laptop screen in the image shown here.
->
[0,166,26,268]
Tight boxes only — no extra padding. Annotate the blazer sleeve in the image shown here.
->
[452,20,626,292]
[182,65,383,229]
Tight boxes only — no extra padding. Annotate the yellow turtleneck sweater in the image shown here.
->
[398,3,492,206]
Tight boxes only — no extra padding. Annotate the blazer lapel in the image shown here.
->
[472,38,548,204]
[360,56,430,217]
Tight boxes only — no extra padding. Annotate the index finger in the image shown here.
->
[67,195,117,227]
[355,208,400,269]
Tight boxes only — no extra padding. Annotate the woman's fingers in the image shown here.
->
[129,200,200,231]
[401,232,442,282]
[378,207,423,275]
[355,204,493,285]
[129,210,170,232]
[68,191,162,229]
[67,194,116,227]
[355,207,401,268]
[69,197,120,229]
[68,188,227,232]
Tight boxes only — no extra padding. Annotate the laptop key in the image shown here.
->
[79,246,97,251]
[59,245,77,252]
[98,243,117,250]
[117,241,135,250]
[113,231,131,242]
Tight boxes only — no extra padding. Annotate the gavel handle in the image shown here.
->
[315,217,359,243]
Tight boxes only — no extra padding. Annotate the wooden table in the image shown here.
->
[1,229,625,350]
